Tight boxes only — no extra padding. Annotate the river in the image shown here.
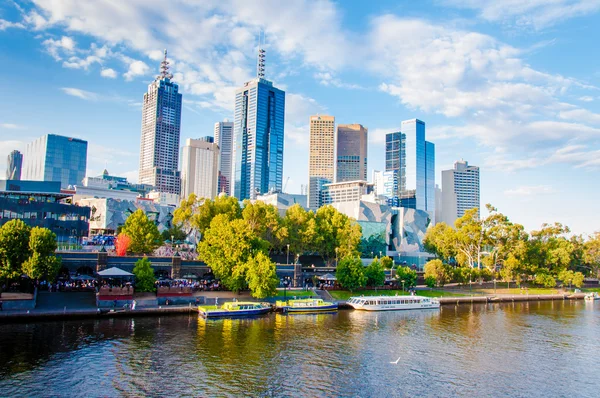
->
[1,300,599,397]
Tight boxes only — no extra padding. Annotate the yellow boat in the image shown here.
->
[276,298,338,313]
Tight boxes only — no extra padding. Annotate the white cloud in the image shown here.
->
[314,72,364,90]
[504,185,556,197]
[123,60,150,81]
[42,36,76,60]
[0,123,23,129]
[579,96,595,102]
[100,68,117,78]
[0,19,25,30]
[60,87,99,100]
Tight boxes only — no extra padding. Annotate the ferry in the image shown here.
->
[584,292,600,301]
[347,295,440,311]
[198,302,272,318]
[276,298,338,313]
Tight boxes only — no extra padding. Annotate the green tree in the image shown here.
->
[315,205,362,265]
[133,257,156,292]
[424,259,452,287]
[535,272,556,288]
[526,223,573,276]
[160,224,188,243]
[423,222,457,263]
[121,209,162,254]
[395,266,417,289]
[364,257,386,287]
[558,269,585,289]
[22,227,61,281]
[284,204,317,258]
[584,232,600,278]
[454,208,485,268]
[425,275,437,288]
[174,194,242,239]
[336,256,366,291]
[245,252,279,299]
[242,200,288,253]
[500,255,522,287]
[380,256,394,270]
[0,220,31,294]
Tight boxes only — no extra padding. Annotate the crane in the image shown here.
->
[283,177,290,193]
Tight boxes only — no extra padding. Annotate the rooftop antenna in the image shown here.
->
[158,48,174,80]
[257,31,265,79]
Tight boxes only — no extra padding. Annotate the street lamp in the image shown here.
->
[281,277,290,301]
[401,279,405,292]
[287,243,290,265]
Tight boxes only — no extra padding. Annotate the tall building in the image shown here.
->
[138,49,182,195]
[6,150,23,180]
[336,124,367,183]
[181,136,219,200]
[232,47,285,200]
[308,115,335,209]
[23,134,87,188]
[372,170,396,199]
[441,160,480,227]
[425,140,436,224]
[385,131,405,197]
[214,121,234,195]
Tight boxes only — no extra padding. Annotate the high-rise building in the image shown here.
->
[232,47,285,200]
[385,131,405,197]
[425,140,436,224]
[23,134,87,188]
[181,136,220,200]
[138,49,182,195]
[372,170,396,199]
[6,150,23,180]
[441,160,480,227]
[336,124,367,183]
[308,115,335,209]
[214,121,234,195]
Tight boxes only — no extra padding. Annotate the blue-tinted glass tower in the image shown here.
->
[233,48,285,200]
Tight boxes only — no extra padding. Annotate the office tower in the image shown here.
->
[441,160,480,227]
[232,47,285,200]
[6,150,23,180]
[214,121,234,195]
[138,49,182,195]
[181,136,220,200]
[372,170,396,199]
[385,131,405,197]
[425,140,436,224]
[336,124,367,183]
[23,134,87,188]
[308,115,335,209]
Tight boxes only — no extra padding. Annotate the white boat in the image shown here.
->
[584,292,600,301]
[347,295,440,311]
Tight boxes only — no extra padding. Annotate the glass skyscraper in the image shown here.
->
[336,124,368,183]
[23,134,88,188]
[385,131,405,197]
[214,121,234,196]
[138,50,182,195]
[233,51,285,200]
[6,150,23,180]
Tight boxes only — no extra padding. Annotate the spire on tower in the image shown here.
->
[158,48,174,80]
[257,31,265,79]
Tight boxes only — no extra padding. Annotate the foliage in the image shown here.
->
[22,227,61,281]
[0,220,31,283]
[364,258,386,287]
[395,266,417,288]
[424,259,452,287]
[424,276,437,289]
[174,194,242,238]
[380,256,394,270]
[423,222,456,263]
[584,232,600,278]
[335,256,366,292]
[160,224,188,243]
[121,209,162,254]
[284,204,318,258]
[315,205,362,265]
[133,257,156,292]
[359,232,387,258]
[115,233,131,256]
[245,252,279,299]
[535,272,556,288]
[500,255,522,285]
[558,269,584,289]
[242,200,288,253]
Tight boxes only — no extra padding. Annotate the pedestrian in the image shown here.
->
[132,300,137,310]
[0,300,3,311]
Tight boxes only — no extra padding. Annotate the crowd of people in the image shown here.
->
[156,278,222,292]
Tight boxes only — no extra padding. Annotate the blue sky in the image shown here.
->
[1,0,600,235]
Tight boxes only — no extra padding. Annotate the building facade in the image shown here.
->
[308,115,335,209]
[441,160,480,226]
[336,124,368,183]
[385,131,405,197]
[214,121,234,195]
[6,150,23,180]
[321,180,372,205]
[23,134,88,188]
[138,50,182,195]
[181,136,219,200]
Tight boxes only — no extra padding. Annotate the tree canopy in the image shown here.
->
[364,258,386,287]
[121,209,162,254]
[0,220,32,282]
[133,257,156,292]
[335,256,366,291]
[23,227,61,281]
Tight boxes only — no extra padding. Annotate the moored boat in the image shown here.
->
[276,298,338,313]
[347,295,440,311]
[584,292,600,301]
[198,302,272,318]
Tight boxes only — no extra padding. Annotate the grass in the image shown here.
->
[274,289,315,298]
[472,287,561,295]
[582,287,600,293]
[329,289,465,301]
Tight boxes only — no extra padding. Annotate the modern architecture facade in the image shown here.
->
[372,170,397,199]
[181,136,219,200]
[214,121,234,195]
[233,48,285,201]
[385,131,405,197]
[6,150,22,180]
[73,169,154,202]
[321,180,372,205]
[441,160,480,227]
[308,115,335,209]
[138,50,182,195]
[23,134,88,188]
[336,124,367,183]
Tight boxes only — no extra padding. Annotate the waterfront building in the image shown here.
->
[181,136,219,200]
[256,192,307,216]
[6,150,22,180]
[441,160,480,226]
[72,169,154,202]
[321,180,373,205]
[214,121,234,195]
[138,49,182,195]
[232,47,285,200]
[308,115,335,209]
[336,124,367,183]
[23,134,87,189]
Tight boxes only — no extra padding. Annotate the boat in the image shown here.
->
[198,302,272,318]
[584,292,600,301]
[276,298,338,313]
[347,295,440,311]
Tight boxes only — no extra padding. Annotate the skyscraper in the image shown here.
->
[214,121,234,195]
[6,150,23,180]
[23,134,87,188]
[385,131,405,197]
[441,160,480,226]
[308,115,335,209]
[138,50,182,195]
[232,47,285,200]
[181,136,220,200]
[336,124,367,182]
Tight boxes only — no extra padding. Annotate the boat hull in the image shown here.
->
[199,307,271,319]
[283,303,339,313]
[348,303,440,311]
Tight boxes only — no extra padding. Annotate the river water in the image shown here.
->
[1,300,599,397]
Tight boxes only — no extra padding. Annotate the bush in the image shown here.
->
[364,258,386,287]
[424,259,452,287]
[133,257,156,292]
[396,266,417,288]
[425,275,437,288]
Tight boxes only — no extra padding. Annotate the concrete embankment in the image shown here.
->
[439,292,587,305]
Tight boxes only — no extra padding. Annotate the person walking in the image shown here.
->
[132,300,137,310]
[0,300,3,311]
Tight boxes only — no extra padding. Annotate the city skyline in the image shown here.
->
[0,1,599,234]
